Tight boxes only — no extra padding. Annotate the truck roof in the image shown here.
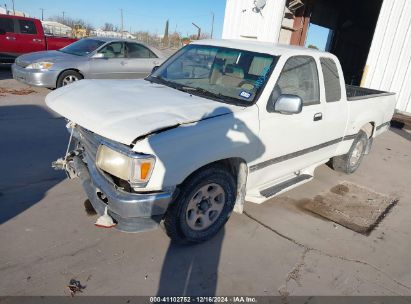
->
[191,39,334,58]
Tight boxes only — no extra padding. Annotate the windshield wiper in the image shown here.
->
[180,86,241,105]
[147,75,184,90]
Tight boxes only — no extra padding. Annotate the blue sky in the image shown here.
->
[305,23,330,51]
[6,0,225,38]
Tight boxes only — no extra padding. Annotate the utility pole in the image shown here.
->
[210,12,214,39]
[40,8,45,21]
[192,22,201,40]
[120,9,124,38]
[11,0,15,15]
[62,11,65,21]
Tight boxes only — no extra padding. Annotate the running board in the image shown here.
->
[260,174,312,198]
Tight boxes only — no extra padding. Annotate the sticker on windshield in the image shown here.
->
[239,91,252,99]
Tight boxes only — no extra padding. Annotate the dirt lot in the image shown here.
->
[1,64,411,297]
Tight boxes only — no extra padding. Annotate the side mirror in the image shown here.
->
[151,65,160,74]
[91,53,105,59]
[0,29,6,35]
[274,94,303,114]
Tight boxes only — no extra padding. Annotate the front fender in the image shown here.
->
[133,106,263,190]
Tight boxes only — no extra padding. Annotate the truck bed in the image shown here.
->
[346,85,395,101]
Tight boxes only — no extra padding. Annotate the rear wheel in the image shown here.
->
[332,130,368,174]
[57,70,83,88]
[163,165,236,244]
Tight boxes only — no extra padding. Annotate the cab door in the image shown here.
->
[13,18,45,55]
[248,56,330,189]
[0,16,18,58]
[88,41,128,79]
[317,57,349,156]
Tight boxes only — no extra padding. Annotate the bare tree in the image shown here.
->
[48,15,94,31]
[189,32,211,40]
[102,22,116,31]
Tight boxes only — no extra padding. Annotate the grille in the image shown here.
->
[76,126,101,162]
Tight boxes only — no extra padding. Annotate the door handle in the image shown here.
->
[120,61,127,65]
[32,38,42,42]
[313,112,323,121]
[6,36,16,40]
[153,61,159,65]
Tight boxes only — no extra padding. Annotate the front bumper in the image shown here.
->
[70,154,175,232]
[12,63,60,88]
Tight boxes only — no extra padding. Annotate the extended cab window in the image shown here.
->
[271,56,320,107]
[18,20,37,34]
[320,58,341,102]
[127,43,157,58]
[0,18,15,33]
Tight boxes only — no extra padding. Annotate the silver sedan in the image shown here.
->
[11,37,166,88]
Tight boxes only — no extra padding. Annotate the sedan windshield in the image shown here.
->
[59,39,105,56]
[147,44,278,106]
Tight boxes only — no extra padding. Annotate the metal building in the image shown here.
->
[222,0,411,113]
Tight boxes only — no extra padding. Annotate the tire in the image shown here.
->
[332,130,368,174]
[56,70,83,88]
[163,165,237,244]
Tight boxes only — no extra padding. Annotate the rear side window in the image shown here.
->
[18,20,37,34]
[0,18,15,33]
[320,58,341,102]
[127,43,157,58]
[272,56,320,106]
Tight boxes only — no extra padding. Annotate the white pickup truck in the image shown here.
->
[46,39,396,243]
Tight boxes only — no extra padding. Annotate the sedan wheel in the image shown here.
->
[56,70,83,88]
[62,75,79,86]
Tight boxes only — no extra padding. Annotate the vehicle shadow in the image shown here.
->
[150,107,265,296]
[0,64,13,81]
[0,105,68,224]
[157,228,225,295]
[390,127,411,142]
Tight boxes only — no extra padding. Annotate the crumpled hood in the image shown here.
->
[45,79,240,145]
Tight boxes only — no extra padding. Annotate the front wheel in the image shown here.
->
[163,165,237,244]
[331,130,368,174]
[56,70,83,88]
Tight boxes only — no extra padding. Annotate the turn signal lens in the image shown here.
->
[140,162,152,180]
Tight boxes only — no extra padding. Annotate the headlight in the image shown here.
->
[96,144,155,188]
[26,62,54,70]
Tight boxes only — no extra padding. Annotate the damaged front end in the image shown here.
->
[52,121,175,232]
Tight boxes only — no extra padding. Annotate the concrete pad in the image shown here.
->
[302,182,398,234]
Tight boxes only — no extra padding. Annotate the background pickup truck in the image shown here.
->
[46,39,396,244]
[0,14,77,63]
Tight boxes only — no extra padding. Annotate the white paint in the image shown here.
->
[222,0,286,43]
[47,40,397,202]
[45,78,239,145]
[364,0,411,113]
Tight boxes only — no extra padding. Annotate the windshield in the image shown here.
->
[59,39,106,56]
[147,44,278,106]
